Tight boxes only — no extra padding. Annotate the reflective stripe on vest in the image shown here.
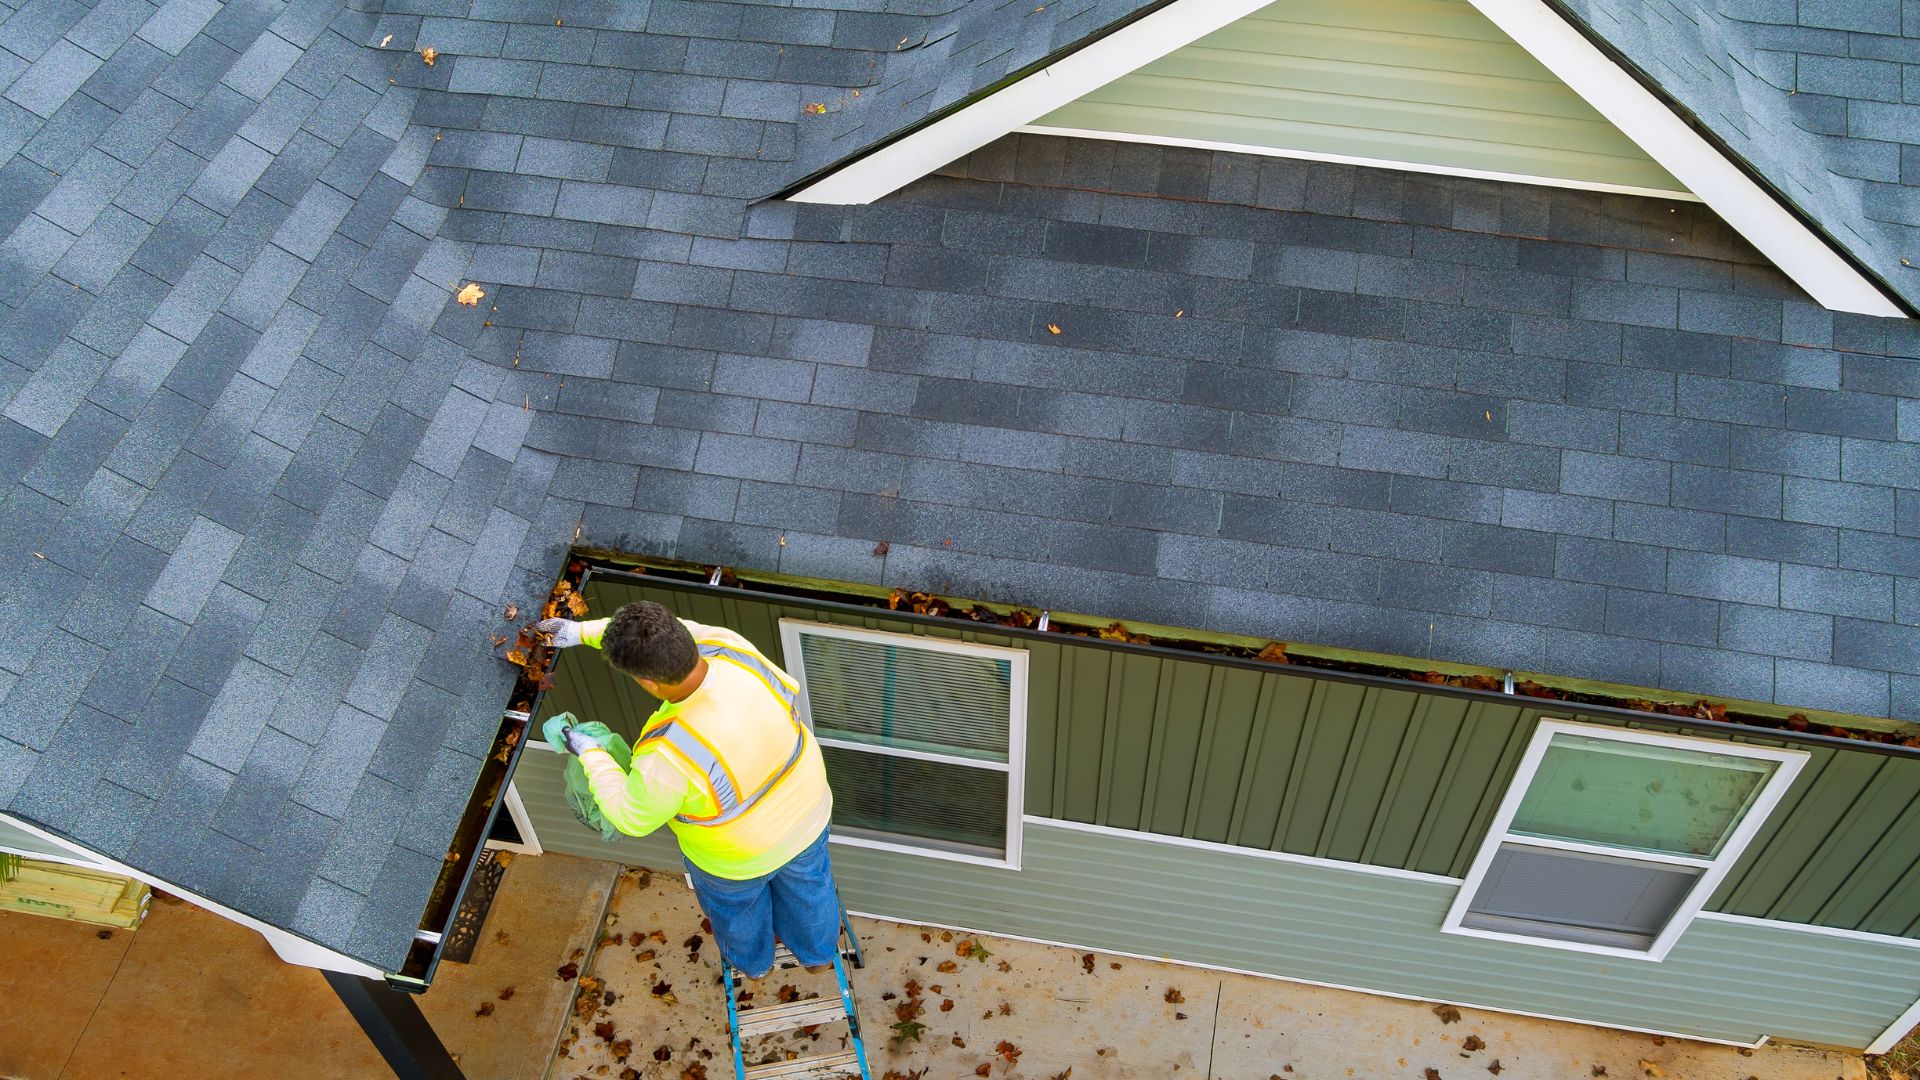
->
[697,640,797,712]
[637,641,804,826]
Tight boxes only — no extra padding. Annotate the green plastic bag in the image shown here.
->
[544,712,635,842]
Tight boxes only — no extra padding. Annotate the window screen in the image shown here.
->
[1446,721,1804,959]
[780,621,1027,867]
[1460,845,1702,949]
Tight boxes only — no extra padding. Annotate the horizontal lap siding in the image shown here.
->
[543,575,1920,939]
[1031,0,1685,194]
[510,762,1920,1050]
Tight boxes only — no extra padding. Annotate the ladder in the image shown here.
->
[723,907,872,1080]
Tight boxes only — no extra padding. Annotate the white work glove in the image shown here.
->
[537,618,582,648]
[563,726,608,756]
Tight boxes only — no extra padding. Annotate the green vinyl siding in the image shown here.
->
[543,576,1920,938]
[512,753,1920,1049]
[1030,0,1686,195]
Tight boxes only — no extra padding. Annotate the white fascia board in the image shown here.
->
[0,811,385,979]
[1460,0,1902,317]
[786,0,1279,205]
[1870,992,1920,1055]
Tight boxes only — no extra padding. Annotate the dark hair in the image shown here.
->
[601,601,699,683]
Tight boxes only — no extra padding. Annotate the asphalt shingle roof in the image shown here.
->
[0,0,1918,973]
[1550,0,1920,314]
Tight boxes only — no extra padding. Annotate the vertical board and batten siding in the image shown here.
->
[551,577,1920,938]
[1027,0,1686,195]
[515,750,1920,1048]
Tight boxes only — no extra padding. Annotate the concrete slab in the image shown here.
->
[555,862,1866,1080]
[0,850,616,1080]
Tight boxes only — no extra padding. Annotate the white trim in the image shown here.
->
[1018,124,1701,201]
[1440,719,1808,962]
[1030,815,1462,886]
[1460,0,1901,317]
[1869,992,1920,1055]
[0,811,384,978]
[484,780,544,856]
[840,908,1772,1050]
[1495,833,1714,868]
[0,837,113,870]
[790,0,1903,318]
[786,0,1279,205]
[829,832,1022,870]
[1696,911,1920,951]
[814,736,1014,772]
[779,619,1028,871]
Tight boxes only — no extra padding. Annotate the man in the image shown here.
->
[539,601,842,979]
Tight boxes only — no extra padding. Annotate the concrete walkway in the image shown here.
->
[0,851,616,1080]
[554,865,1865,1080]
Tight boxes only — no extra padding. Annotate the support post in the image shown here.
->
[324,970,465,1080]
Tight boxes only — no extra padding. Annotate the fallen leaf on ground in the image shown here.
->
[1433,1004,1462,1024]
[419,46,437,64]
[890,1020,926,1044]
[952,1037,967,1048]
[474,1002,494,1017]
[612,1039,631,1060]
[940,1000,954,1012]
[621,1069,640,1080]
[1049,1071,1072,1080]
[654,1046,673,1062]
[456,282,485,305]
[1164,988,1185,1004]
[937,960,959,973]
[974,1066,991,1078]
[1426,1070,1443,1080]
[498,987,515,1000]
[556,962,579,980]
[1082,953,1096,973]
[999,1002,1013,1016]
[1638,1063,1664,1078]
[594,1022,616,1041]
[635,949,657,962]
[1487,1062,1503,1076]
[997,1041,1022,1064]
[996,960,1011,973]
[1462,1035,1485,1052]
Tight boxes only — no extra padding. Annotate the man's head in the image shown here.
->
[601,601,700,697]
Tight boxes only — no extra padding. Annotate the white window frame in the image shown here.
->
[1441,718,1806,961]
[778,619,1027,871]
[483,780,543,855]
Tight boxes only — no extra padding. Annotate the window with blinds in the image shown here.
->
[1443,721,1805,960]
[778,620,1028,869]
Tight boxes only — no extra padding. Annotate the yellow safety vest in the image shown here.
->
[637,622,833,879]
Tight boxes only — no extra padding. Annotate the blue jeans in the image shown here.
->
[684,827,842,978]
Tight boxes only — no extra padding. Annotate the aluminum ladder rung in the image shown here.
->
[736,996,848,1039]
[742,1049,862,1080]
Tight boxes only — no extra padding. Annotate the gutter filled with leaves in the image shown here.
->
[579,551,1920,756]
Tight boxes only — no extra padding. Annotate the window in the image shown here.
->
[779,620,1027,869]
[1442,720,1805,960]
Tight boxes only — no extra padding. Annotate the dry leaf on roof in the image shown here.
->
[456,282,485,305]
[419,46,438,65]
[378,33,393,47]
[804,103,827,115]
[1046,323,1062,334]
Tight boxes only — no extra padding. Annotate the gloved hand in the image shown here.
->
[541,713,576,754]
[563,725,607,756]
[537,618,582,648]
